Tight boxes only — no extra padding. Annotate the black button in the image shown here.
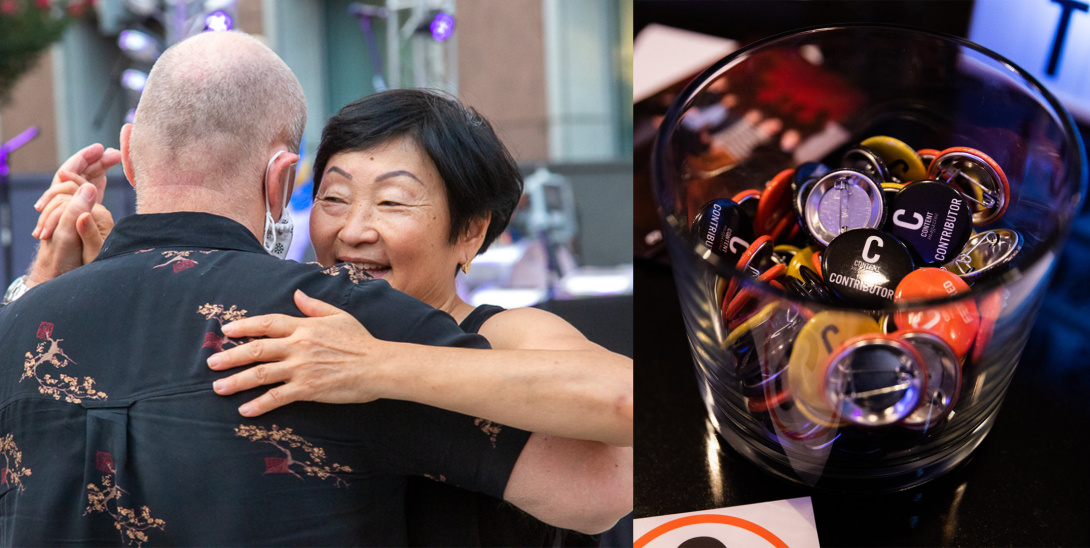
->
[841,145,891,184]
[692,198,755,264]
[887,180,973,266]
[821,228,915,307]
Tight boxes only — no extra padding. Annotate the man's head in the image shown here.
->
[121,31,306,228]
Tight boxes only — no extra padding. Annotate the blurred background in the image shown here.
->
[0,0,633,361]
[635,1,1090,546]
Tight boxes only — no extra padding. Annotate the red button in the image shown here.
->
[972,289,1003,363]
[893,268,979,357]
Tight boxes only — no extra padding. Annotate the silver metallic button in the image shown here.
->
[803,169,885,247]
[897,330,960,430]
[822,333,926,427]
[941,228,1023,282]
[927,147,1010,226]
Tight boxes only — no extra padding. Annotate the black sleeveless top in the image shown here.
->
[405,305,599,547]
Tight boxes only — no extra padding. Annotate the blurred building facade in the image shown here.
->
[0,0,632,270]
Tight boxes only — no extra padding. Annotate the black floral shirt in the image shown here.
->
[0,212,530,546]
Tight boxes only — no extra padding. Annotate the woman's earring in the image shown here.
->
[461,261,472,274]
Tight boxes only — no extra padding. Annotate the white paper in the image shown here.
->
[633,24,738,103]
[634,497,821,548]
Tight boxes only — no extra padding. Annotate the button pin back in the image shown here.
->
[927,147,1010,226]
[803,169,885,247]
[822,333,926,428]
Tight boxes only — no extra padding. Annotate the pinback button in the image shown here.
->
[755,168,796,237]
[692,198,756,264]
[721,235,775,320]
[842,145,892,184]
[862,135,928,183]
[893,267,980,357]
[786,245,817,281]
[799,266,837,304]
[803,169,885,247]
[888,180,973,266]
[822,228,914,307]
[916,148,941,166]
[942,228,1023,282]
[772,244,800,266]
[896,329,960,430]
[787,311,881,427]
[821,333,926,427]
[732,189,762,225]
[928,147,1010,225]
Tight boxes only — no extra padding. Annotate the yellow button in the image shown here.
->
[787,311,881,426]
[862,135,927,182]
[786,246,817,281]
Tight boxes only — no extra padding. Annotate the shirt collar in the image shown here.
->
[96,212,268,260]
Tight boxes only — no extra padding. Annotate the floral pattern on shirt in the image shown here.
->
[20,322,107,403]
[474,418,501,448]
[1,433,31,494]
[154,250,217,273]
[321,263,374,284]
[235,425,353,487]
[84,451,166,547]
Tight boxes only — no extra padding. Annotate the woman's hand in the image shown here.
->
[33,143,120,240]
[207,290,395,417]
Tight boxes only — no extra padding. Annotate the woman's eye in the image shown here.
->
[319,195,347,204]
[379,200,404,207]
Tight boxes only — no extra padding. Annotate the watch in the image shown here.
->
[2,275,30,305]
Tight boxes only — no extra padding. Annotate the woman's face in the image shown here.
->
[309,136,467,308]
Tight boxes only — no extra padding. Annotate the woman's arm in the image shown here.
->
[209,291,633,446]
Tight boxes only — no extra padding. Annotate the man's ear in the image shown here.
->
[266,151,299,221]
[460,213,491,264]
[119,124,136,189]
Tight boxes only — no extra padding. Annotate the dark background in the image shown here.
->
[635,1,1090,546]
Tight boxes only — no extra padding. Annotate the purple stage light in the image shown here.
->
[121,69,148,92]
[430,12,454,42]
[204,10,233,32]
[118,29,161,64]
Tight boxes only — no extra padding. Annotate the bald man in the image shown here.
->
[0,31,628,545]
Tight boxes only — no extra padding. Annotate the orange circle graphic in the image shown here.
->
[634,514,791,548]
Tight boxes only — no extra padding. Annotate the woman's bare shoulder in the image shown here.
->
[477,306,601,351]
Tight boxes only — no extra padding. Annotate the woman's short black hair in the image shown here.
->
[313,89,524,256]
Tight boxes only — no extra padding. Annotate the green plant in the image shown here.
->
[0,0,90,105]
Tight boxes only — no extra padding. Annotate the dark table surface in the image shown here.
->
[634,210,1090,546]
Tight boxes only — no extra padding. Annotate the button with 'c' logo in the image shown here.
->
[692,198,755,265]
[861,135,928,183]
[888,180,973,266]
[822,228,915,307]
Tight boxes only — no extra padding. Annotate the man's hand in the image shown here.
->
[26,183,114,288]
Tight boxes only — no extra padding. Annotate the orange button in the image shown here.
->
[893,268,979,357]
[971,289,1003,363]
[755,168,795,237]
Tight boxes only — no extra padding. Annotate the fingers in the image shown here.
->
[294,289,346,318]
[220,313,298,340]
[32,180,78,238]
[237,385,302,417]
[53,184,97,248]
[207,335,290,371]
[76,212,105,264]
[212,362,301,417]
